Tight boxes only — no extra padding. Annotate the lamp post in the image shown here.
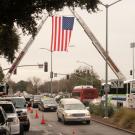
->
[40,48,53,95]
[100,0,122,118]
[130,42,135,79]
[76,60,93,86]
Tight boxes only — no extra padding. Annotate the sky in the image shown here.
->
[1,0,135,83]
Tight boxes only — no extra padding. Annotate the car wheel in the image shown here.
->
[20,124,24,135]
[86,120,90,125]
[24,120,30,131]
[57,114,61,122]
[63,116,67,125]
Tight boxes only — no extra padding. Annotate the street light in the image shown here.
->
[40,48,53,95]
[100,0,122,118]
[76,60,93,86]
[130,42,135,79]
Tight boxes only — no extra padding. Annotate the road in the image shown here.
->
[25,109,133,135]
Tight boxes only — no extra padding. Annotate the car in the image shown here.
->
[57,98,91,124]
[0,100,22,135]
[38,97,57,111]
[11,96,30,131]
[31,95,41,108]
[0,106,11,135]
[0,96,30,131]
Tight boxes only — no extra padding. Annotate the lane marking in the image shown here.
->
[48,124,53,127]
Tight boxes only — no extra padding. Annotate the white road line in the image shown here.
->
[58,133,63,135]
[48,124,53,127]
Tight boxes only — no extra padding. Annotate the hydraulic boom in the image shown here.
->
[70,8,126,81]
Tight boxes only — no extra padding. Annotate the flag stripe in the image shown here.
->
[64,30,68,51]
[61,29,64,51]
[50,16,54,51]
[57,17,61,51]
[54,17,58,51]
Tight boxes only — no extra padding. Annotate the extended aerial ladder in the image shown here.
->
[3,14,49,83]
[0,13,49,95]
[69,8,126,81]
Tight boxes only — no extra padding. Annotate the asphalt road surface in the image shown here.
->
[25,109,133,135]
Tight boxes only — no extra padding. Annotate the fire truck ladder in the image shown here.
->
[3,14,49,82]
[69,8,126,81]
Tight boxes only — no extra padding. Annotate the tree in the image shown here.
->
[69,67,101,91]
[0,26,20,62]
[28,77,41,94]
[15,80,28,92]
[0,0,99,62]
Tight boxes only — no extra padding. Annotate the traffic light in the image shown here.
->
[54,73,57,77]
[66,75,69,80]
[130,70,132,75]
[44,62,48,72]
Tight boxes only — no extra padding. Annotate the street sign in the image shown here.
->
[104,84,110,92]
[111,80,124,88]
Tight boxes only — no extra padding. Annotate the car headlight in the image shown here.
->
[64,113,71,117]
[12,117,19,124]
[85,112,90,116]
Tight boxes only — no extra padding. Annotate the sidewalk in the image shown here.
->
[91,115,135,135]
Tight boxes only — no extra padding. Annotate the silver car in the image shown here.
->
[57,98,91,124]
[0,106,11,135]
[0,101,20,135]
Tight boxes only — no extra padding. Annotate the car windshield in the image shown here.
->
[64,104,85,110]
[11,98,26,108]
[34,95,41,100]
[0,104,15,113]
[43,99,57,104]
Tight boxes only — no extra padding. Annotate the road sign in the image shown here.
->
[111,80,124,88]
[104,84,110,92]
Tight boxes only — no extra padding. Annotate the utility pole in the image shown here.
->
[100,0,123,118]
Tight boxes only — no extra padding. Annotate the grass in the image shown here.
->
[111,108,135,131]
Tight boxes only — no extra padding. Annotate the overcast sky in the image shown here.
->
[1,0,135,83]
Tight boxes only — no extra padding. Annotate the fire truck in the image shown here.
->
[1,8,134,108]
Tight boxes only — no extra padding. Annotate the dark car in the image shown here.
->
[0,107,11,135]
[11,96,30,131]
[38,98,57,112]
[31,95,41,108]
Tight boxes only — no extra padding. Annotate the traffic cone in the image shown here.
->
[72,129,75,135]
[40,113,46,125]
[30,107,33,113]
[27,107,30,112]
[35,110,39,118]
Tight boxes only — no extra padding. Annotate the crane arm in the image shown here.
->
[69,8,126,81]
[3,14,49,82]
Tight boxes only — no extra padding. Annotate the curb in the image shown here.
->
[91,118,135,135]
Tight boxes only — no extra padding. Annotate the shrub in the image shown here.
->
[89,102,115,117]
[112,108,135,131]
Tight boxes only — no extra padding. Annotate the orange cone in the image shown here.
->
[30,107,33,113]
[35,110,39,118]
[72,129,75,135]
[40,113,46,124]
[27,107,30,112]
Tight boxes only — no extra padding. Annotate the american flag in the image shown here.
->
[50,16,74,51]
